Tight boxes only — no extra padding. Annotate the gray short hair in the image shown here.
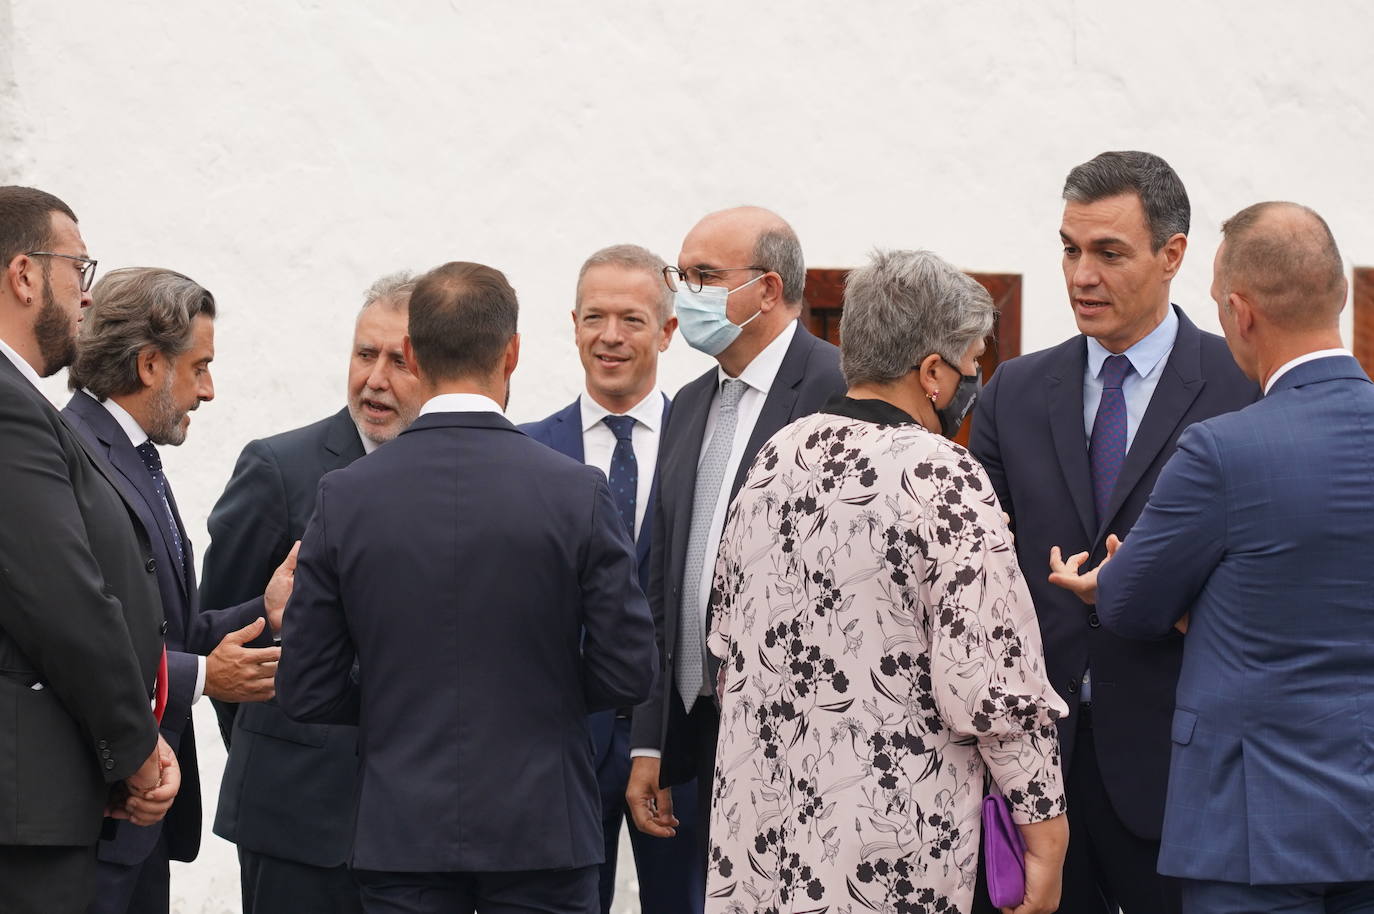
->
[575,244,673,325]
[360,270,416,314]
[1219,202,1346,329]
[839,250,995,387]
[1063,151,1190,251]
[754,225,805,305]
[70,267,217,398]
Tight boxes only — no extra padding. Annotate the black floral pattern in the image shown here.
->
[705,414,1067,914]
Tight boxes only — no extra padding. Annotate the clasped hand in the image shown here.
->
[106,734,180,826]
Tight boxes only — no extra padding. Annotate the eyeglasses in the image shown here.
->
[26,251,99,292]
[662,265,767,293]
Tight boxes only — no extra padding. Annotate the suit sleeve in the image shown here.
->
[274,477,360,724]
[968,363,1014,525]
[159,649,199,735]
[580,474,658,712]
[629,466,671,752]
[1097,422,1227,638]
[0,388,157,782]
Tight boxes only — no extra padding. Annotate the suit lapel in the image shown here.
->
[1096,311,1206,541]
[730,325,813,497]
[323,408,366,471]
[549,401,585,463]
[1046,339,1098,544]
[634,393,671,564]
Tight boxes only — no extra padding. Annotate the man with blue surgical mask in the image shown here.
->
[625,206,845,869]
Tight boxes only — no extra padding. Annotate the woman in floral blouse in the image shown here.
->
[705,250,1068,914]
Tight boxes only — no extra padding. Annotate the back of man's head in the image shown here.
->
[1063,151,1190,251]
[1219,202,1346,331]
[409,262,518,382]
[0,186,77,275]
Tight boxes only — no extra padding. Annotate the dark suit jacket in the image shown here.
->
[968,306,1256,839]
[62,390,268,866]
[276,410,658,873]
[0,356,162,847]
[1098,355,1374,884]
[200,407,364,867]
[519,394,668,769]
[629,323,845,786]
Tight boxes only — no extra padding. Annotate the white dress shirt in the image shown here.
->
[419,392,505,416]
[0,335,42,389]
[579,389,665,539]
[1264,348,1353,395]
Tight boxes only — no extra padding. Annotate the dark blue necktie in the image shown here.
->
[602,415,638,539]
[1089,355,1132,525]
[135,440,185,571]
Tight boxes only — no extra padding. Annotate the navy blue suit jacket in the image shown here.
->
[519,394,668,768]
[968,307,1258,839]
[276,410,658,873]
[62,390,267,866]
[1098,355,1374,885]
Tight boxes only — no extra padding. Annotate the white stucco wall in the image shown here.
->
[3,2,1372,910]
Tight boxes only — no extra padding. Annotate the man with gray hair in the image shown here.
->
[201,272,423,914]
[520,244,702,914]
[969,152,1256,913]
[62,267,298,914]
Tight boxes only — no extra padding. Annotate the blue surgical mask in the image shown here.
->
[674,273,766,357]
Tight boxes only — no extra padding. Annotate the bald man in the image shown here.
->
[625,207,845,866]
[1049,202,1374,913]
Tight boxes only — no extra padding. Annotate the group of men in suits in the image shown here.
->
[3,147,1373,914]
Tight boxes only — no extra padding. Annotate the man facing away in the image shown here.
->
[276,261,658,914]
[968,152,1256,914]
[200,272,423,914]
[61,267,297,914]
[625,206,846,863]
[520,243,703,914]
[0,186,178,914]
[1050,202,1374,914]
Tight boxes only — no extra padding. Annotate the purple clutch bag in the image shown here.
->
[982,794,1026,908]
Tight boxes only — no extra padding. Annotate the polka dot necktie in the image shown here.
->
[135,440,185,572]
[676,378,748,710]
[601,415,639,538]
[1089,355,1133,526]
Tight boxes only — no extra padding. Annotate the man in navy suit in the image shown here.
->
[1050,202,1374,913]
[520,243,702,914]
[201,272,422,914]
[625,207,846,865]
[61,267,298,914]
[277,261,658,914]
[969,152,1256,914]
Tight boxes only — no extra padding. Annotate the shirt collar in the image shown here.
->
[0,335,43,390]
[579,388,664,434]
[1264,348,1354,395]
[716,318,797,395]
[85,390,150,448]
[419,392,505,416]
[1085,305,1179,381]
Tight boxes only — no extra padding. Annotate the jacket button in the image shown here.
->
[145,558,157,574]
[101,749,111,759]
[1088,612,1101,628]
[104,759,115,771]
[1067,678,1079,694]
[160,620,169,636]
[98,739,108,749]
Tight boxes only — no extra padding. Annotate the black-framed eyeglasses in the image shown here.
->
[662,265,767,293]
[26,251,99,292]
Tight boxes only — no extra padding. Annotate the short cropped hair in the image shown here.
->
[360,270,416,315]
[1063,151,1190,251]
[754,225,806,305]
[0,186,78,272]
[69,267,217,399]
[839,249,995,387]
[408,262,518,382]
[575,244,673,325]
[1219,202,1346,329]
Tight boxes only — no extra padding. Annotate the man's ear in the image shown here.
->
[504,333,521,379]
[1160,232,1188,282]
[759,271,787,313]
[5,254,37,305]
[1229,292,1256,338]
[659,315,678,352]
[136,346,163,389]
[402,335,422,379]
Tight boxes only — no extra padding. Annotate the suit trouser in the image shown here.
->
[88,833,168,914]
[1181,878,1374,914]
[0,844,97,914]
[596,715,704,914]
[239,847,364,914]
[353,865,598,914]
[684,698,720,873]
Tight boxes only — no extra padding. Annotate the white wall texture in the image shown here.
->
[3,2,1372,910]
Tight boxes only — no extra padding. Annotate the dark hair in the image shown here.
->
[0,186,78,272]
[1063,151,1190,251]
[1219,201,1346,329]
[408,262,518,382]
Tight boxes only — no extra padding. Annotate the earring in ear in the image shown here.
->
[929,389,940,403]
[26,297,32,304]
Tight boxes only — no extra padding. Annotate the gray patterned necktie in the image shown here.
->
[676,378,748,710]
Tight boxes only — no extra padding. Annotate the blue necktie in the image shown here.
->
[135,440,185,571]
[602,415,638,538]
[1089,355,1132,525]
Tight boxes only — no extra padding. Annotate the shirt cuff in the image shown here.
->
[193,655,207,704]
[629,748,662,760]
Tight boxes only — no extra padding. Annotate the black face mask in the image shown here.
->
[921,358,982,438]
